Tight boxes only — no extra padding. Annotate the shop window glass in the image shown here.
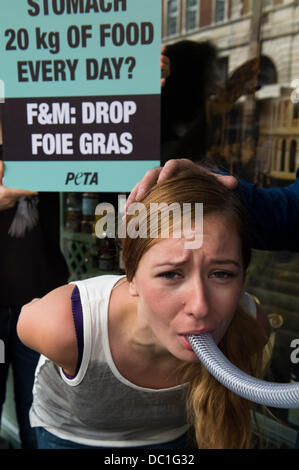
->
[281,140,286,171]
[215,0,225,22]
[186,0,198,31]
[290,140,296,173]
[162,0,299,448]
[263,0,272,9]
[272,139,279,171]
[167,0,179,36]
[293,102,299,120]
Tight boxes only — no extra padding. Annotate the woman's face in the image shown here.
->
[130,215,246,362]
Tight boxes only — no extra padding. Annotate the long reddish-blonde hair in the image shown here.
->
[122,171,267,448]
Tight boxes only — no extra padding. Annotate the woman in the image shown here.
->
[17,171,269,449]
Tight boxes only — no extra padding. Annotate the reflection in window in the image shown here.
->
[216,56,229,84]
[273,139,278,170]
[293,102,299,120]
[186,0,198,32]
[215,0,225,23]
[159,0,299,447]
[258,56,278,87]
[274,102,279,128]
[279,102,284,127]
[231,0,243,19]
[290,140,297,173]
[281,139,286,171]
[263,0,272,9]
[167,0,179,36]
[284,101,289,127]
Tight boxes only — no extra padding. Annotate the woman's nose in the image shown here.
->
[183,278,209,319]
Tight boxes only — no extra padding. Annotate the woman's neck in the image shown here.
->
[110,278,174,361]
[109,278,183,388]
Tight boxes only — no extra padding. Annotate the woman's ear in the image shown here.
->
[129,278,138,297]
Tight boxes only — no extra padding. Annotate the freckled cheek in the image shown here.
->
[141,290,178,323]
[218,281,244,307]
[214,299,240,342]
[142,284,170,302]
[151,296,174,314]
[213,287,242,324]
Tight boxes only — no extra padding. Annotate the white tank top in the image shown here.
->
[29,275,189,447]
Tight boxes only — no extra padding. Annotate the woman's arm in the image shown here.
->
[17,284,78,376]
[236,170,299,252]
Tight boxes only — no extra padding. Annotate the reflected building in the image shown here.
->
[162,0,299,185]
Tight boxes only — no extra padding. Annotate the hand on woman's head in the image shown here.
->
[125,159,238,211]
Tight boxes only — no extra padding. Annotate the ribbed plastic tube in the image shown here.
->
[187,333,299,409]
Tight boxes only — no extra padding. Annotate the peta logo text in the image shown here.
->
[65,172,98,185]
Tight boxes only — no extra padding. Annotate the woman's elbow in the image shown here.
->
[17,298,41,348]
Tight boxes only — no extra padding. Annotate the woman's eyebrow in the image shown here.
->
[154,258,189,267]
[209,259,242,268]
[154,258,242,268]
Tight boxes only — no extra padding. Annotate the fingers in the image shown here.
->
[215,173,238,189]
[126,160,209,210]
[158,159,238,189]
[126,160,190,210]
[160,55,170,80]
[0,186,38,211]
[160,55,170,76]
[160,45,170,89]
[125,159,238,211]
[11,188,38,198]
[125,182,139,211]
[125,167,162,211]
[156,158,199,183]
[135,167,162,200]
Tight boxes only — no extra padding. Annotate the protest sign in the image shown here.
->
[0,0,161,191]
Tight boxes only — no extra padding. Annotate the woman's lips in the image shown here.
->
[178,330,215,351]
[179,334,194,351]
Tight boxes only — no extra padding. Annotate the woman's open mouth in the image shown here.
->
[178,330,215,351]
[179,335,194,351]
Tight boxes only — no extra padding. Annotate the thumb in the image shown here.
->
[215,173,238,190]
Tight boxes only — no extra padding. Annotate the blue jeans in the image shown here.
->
[0,306,40,449]
[36,427,190,449]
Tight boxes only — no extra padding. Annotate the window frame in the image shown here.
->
[213,0,227,24]
[166,0,180,37]
[185,0,199,32]
[263,0,273,11]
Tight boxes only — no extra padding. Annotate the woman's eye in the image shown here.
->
[158,271,180,280]
[211,271,236,280]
